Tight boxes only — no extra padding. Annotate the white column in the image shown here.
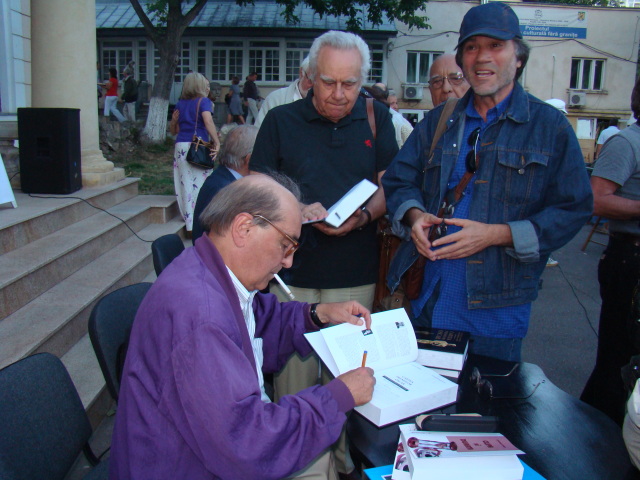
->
[31,0,124,187]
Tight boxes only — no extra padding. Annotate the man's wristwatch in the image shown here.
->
[357,206,372,231]
[309,303,325,329]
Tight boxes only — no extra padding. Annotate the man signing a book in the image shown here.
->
[109,174,375,479]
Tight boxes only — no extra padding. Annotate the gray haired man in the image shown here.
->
[250,30,398,478]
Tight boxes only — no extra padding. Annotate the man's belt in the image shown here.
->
[610,232,640,248]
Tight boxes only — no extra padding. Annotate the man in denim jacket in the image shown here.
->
[382,2,593,361]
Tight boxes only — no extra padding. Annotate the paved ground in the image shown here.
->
[523,223,606,398]
[74,224,609,477]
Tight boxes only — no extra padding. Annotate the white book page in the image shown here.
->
[304,330,341,376]
[319,309,417,374]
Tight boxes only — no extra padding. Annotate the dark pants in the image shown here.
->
[581,236,640,425]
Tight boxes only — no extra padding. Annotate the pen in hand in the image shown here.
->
[361,350,368,368]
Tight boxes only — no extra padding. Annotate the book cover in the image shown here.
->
[399,424,524,480]
[324,179,378,228]
[304,309,458,427]
[391,438,411,480]
[415,328,470,371]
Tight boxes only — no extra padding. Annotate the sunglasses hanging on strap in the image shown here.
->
[428,125,480,242]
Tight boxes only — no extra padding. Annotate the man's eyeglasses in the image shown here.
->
[470,364,542,401]
[252,214,300,258]
[429,73,465,90]
[465,128,480,174]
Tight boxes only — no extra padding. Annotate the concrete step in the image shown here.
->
[61,334,111,429]
[0,199,156,319]
[0,218,185,371]
[0,178,139,256]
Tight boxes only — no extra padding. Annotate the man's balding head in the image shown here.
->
[200,174,301,237]
[428,54,469,107]
[202,174,303,291]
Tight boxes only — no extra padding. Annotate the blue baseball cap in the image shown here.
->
[456,2,522,49]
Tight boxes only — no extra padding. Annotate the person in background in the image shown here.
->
[110,174,375,480]
[581,76,640,426]
[388,91,400,112]
[101,67,126,123]
[595,118,620,160]
[255,57,313,128]
[169,72,221,234]
[624,378,640,469]
[192,125,259,242]
[250,30,398,479]
[427,54,469,107]
[227,76,245,125]
[382,2,592,362]
[120,62,138,123]
[365,84,413,149]
[243,72,261,125]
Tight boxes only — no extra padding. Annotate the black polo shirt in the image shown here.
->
[250,90,398,289]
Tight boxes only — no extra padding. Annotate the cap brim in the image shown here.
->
[456,29,520,49]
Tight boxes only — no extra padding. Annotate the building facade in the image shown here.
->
[389,0,639,161]
[0,0,638,180]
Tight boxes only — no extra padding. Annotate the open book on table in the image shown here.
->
[304,309,458,427]
[302,179,378,228]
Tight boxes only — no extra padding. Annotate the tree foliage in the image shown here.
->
[130,0,430,142]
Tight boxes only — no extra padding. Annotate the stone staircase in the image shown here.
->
[0,178,184,427]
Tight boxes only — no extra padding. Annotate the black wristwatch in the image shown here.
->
[309,303,325,329]
[357,207,372,231]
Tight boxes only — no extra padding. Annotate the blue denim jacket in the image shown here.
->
[382,84,593,309]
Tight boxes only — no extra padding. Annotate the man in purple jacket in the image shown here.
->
[109,174,375,480]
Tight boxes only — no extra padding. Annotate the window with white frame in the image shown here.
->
[368,43,385,83]
[138,41,148,82]
[209,40,244,82]
[174,41,191,83]
[285,41,311,82]
[570,58,605,91]
[249,41,280,81]
[406,51,441,84]
[101,41,134,80]
[197,41,207,77]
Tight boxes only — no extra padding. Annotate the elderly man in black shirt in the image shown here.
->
[250,30,398,478]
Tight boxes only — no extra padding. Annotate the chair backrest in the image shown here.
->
[0,353,94,480]
[151,233,185,276]
[88,282,153,401]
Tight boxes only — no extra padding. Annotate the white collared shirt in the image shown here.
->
[226,267,271,403]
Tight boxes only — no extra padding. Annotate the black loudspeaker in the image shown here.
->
[18,108,82,194]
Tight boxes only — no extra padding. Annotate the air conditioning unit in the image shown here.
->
[568,91,587,108]
[403,83,424,101]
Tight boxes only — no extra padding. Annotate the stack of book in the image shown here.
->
[415,329,470,381]
[393,424,525,480]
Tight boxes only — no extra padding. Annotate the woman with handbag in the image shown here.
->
[170,72,221,233]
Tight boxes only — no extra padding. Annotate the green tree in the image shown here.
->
[130,0,430,143]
